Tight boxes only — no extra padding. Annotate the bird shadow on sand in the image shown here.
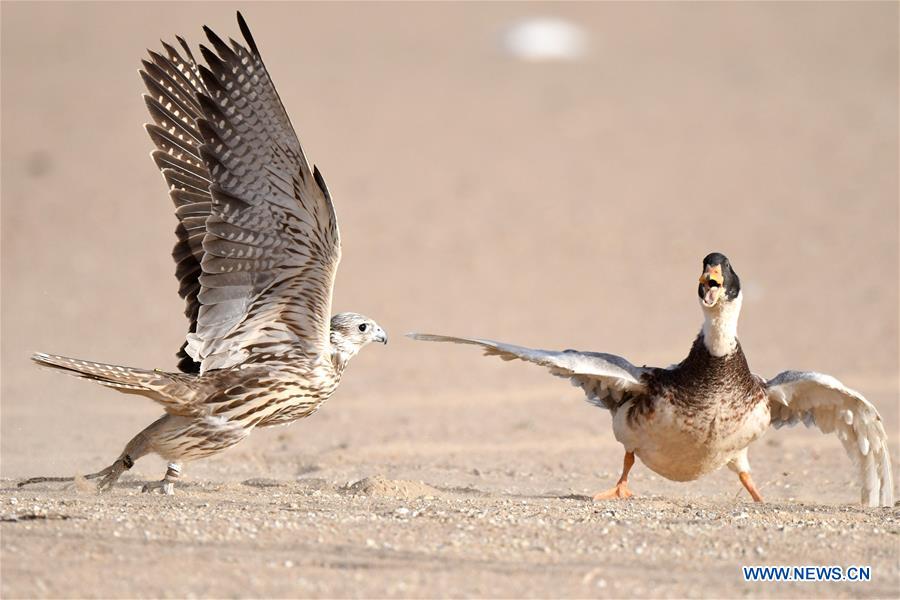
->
[2,475,601,504]
[10,476,881,514]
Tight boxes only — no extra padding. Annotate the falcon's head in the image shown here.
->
[330,312,388,355]
[698,252,741,309]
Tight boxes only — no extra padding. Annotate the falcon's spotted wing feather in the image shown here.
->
[143,13,341,374]
[408,334,648,411]
[766,371,894,507]
[141,37,212,373]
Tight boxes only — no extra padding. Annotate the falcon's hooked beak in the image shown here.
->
[699,264,725,308]
[374,327,388,345]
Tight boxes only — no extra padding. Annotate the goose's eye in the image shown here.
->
[358,323,368,332]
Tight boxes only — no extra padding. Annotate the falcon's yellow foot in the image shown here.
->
[592,482,635,501]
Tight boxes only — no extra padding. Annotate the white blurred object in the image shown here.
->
[503,18,587,62]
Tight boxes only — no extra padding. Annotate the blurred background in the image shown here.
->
[2,2,897,495]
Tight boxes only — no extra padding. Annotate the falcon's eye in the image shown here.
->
[358,323,368,332]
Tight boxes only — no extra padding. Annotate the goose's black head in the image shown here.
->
[698,252,741,308]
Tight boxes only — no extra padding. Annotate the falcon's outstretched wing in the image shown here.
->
[408,334,648,411]
[141,13,341,373]
[141,34,212,373]
[767,370,894,507]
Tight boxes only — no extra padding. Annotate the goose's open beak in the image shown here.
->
[699,265,724,307]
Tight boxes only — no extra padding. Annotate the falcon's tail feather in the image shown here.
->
[31,352,163,394]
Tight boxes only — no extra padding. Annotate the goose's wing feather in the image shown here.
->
[766,370,893,507]
[144,14,341,373]
[409,334,648,411]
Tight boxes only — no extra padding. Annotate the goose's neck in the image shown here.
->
[701,292,742,357]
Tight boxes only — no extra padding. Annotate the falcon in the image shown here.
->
[20,13,386,495]
[410,253,894,506]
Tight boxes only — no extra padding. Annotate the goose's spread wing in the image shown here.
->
[141,14,340,373]
[409,334,648,411]
[767,370,893,507]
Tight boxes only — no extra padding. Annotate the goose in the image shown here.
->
[410,253,893,506]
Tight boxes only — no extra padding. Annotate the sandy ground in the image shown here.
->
[1,2,898,598]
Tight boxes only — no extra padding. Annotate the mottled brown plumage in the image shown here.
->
[20,13,386,495]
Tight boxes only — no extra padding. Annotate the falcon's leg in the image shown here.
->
[91,455,135,490]
[728,450,763,502]
[17,454,134,490]
[142,463,181,496]
[19,415,161,491]
[593,451,636,500]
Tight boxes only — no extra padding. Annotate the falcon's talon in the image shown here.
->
[142,480,175,496]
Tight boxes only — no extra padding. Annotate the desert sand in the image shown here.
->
[1,2,898,598]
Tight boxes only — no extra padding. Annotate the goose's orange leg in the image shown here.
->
[738,471,763,502]
[593,451,636,500]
